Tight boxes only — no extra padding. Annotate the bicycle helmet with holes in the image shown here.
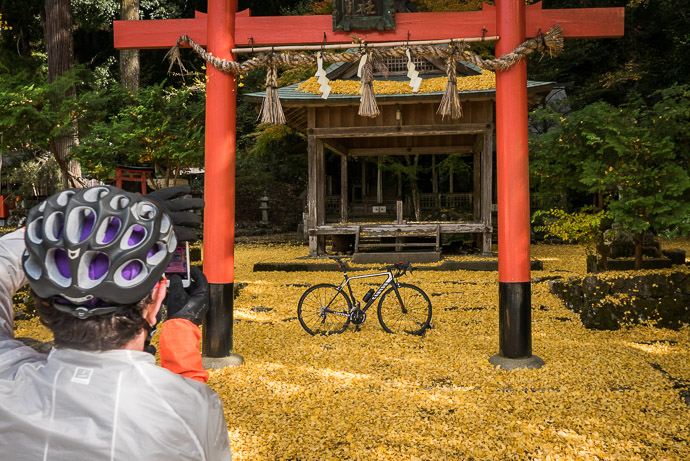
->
[22,186,177,319]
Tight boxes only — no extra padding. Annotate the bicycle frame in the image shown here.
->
[327,269,398,316]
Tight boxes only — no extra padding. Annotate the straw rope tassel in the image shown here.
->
[358,51,380,118]
[541,25,564,57]
[437,47,462,120]
[163,39,187,75]
[260,57,286,125]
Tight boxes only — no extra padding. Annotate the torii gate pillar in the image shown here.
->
[489,0,543,370]
[200,0,243,367]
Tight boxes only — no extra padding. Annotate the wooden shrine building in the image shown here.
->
[248,58,553,261]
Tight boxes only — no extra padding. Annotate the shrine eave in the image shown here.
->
[244,80,555,107]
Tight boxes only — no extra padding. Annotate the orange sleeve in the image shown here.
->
[159,318,209,383]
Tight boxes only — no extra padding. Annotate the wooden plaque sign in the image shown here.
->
[333,0,395,32]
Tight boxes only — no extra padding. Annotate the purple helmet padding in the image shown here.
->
[147,243,161,259]
[128,226,146,246]
[52,214,65,240]
[55,249,71,279]
[88,253,110,280]
[102,217,120,244]
[79,211,96,242]
[121,260,143,281]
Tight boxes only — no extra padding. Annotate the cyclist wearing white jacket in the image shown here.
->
[0,186,232,460]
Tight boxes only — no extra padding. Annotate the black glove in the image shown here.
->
[143,307,163,356]
[147,185,204,242]
[164,266,209,326]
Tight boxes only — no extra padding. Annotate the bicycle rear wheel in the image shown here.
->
[297,283,351,335]
[377,283,432,335]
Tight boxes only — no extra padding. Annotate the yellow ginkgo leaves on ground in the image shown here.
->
[13,236,690,460]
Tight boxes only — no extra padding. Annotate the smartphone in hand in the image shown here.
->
[165,242,191,288]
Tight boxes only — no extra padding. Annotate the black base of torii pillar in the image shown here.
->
[489,282,544,369]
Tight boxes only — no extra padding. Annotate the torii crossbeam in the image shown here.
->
[114,1,624,368]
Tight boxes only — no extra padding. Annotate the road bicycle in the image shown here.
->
[297,257,432,336]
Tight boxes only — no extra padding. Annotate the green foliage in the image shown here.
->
[530,86,690,266]
[415,0,485,12]
[246,123,307,181]
[2,153,61,207]
[649,84,690,172]
[528,0,690,108]
[0,67,84,157]
[436,154,472,179]
[75,80,205,182]
[533,207,610,257]
[278,64,317,87]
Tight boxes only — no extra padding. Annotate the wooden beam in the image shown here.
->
[307,107,318,256]
[310,222,491,235]
[473,132,483,154]
[377,157,383,204]
[114,4,624,50]
[474,150,481,221]
[481,128,493,255]
[348,146,472,156]
[311,124,487,138]
[323,139,349,157]
[316,138,326,255]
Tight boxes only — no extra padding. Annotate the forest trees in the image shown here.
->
[76,81,205,186]
[530,90,690,269]
[1,0,689,240]
[44,0,81,188]
[120,0,140,91]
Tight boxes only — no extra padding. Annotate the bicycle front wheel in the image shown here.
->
[297,283,352,335]
[377,283,432,335]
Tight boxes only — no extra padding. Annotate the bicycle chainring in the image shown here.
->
[350,308,367,325]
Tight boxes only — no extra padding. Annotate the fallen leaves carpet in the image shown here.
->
[15,239,690,460]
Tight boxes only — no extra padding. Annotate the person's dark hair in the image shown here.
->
[34,292,154,351]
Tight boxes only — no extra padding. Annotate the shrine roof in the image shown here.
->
[244,78,554,107]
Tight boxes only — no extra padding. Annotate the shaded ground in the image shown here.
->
[13,237,690,460]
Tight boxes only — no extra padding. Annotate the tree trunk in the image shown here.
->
[164,157,172,187]
[634,232,644,270]
[595,191,608,270]
[120,0,140,91]
[173,163,181,186]
[44,0,81,189]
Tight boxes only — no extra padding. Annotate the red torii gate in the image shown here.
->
[115,1,624,369]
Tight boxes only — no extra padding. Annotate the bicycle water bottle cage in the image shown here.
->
[362,288,374,303]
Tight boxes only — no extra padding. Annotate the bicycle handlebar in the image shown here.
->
[329,256,350,271]
[386,261,413,277]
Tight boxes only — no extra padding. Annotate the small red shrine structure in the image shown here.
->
[114,166,154,194]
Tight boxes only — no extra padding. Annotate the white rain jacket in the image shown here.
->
[0,229,232,460]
